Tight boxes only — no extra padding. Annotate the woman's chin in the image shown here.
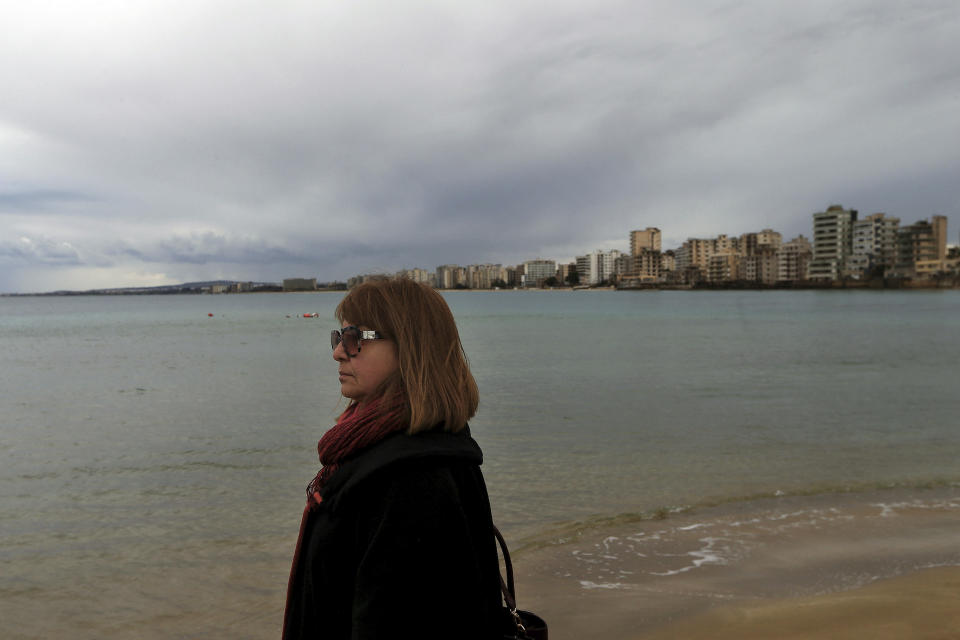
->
[339,387,364,403]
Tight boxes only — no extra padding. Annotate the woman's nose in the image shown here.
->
[332,340,348,362]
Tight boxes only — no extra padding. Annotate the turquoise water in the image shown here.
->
[2,290,959,637]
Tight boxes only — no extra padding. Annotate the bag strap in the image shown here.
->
[493,524,517,609]
[491,523,547,640]
[494,524,530,638]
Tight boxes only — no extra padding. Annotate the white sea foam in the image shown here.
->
[649,537,730,576]
[580,580,627,590]
[872,500,960,518]
[768,510,808,521]
[874,503,898,517]
[729,517,763,527]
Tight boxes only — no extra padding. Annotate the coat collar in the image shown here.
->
[319,426,482,511]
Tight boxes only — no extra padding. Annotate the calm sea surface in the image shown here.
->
[2,290,959,637]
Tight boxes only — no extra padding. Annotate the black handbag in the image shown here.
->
[493,525,548,640]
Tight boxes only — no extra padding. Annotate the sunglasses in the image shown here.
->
[330,325,384,357]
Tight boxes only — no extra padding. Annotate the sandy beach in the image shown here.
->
[513,486,960,640]
[640,567,960,639]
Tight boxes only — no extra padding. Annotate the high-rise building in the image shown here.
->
[675,234,741,282]
[741,246,779,284]
[576,250,621,285]
[504,265,523,287]
[740,229,782,255]
[634,249,662,279]
[675,238,712,271]
[895,215,948,277]
[809,205,858,280]
[708,253,741,283]
[777,235,813,282]
[397,268,433,284]
[626,228,663,281]
[849,213,899,277]
[464,264,506,289]
[557,262,577,285]
[675,234,740,274]
[435,264,467,289]
[630,228,662,255]
[522,259,557,287]
[661,250,676,273]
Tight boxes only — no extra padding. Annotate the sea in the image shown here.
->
[2,290,959,638]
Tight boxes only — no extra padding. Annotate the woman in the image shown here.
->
[282,278,504,640]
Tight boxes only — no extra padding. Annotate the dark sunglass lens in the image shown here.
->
[330,330,341,351]
[342,328,360,355]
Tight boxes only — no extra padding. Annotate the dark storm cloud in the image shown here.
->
[0,0,958,291]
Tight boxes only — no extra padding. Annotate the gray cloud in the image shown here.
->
[0,236,82,266]
[106,232,317,266]
[1,0,958,292]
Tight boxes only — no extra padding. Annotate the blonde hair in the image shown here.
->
[336,277,479,433]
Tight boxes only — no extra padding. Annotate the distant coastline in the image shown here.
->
[4,276,959,297]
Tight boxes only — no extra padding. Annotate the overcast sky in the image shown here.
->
[1,0,958,292]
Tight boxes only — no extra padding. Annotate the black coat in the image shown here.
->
[282,428,505,640]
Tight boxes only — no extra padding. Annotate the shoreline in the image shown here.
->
[510,485,960,640]
[5,280,960,297]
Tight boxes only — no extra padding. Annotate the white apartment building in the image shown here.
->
[522,259,557,287]
[576,249,622,285]
[809,205,858,280]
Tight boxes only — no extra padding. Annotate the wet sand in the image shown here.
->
[512,486,960,640]
[640,566,960,639]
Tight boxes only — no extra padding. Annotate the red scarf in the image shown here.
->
[305,394,407,508]
[283,395,407,638]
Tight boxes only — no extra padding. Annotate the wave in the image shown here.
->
[510,477,960,554]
